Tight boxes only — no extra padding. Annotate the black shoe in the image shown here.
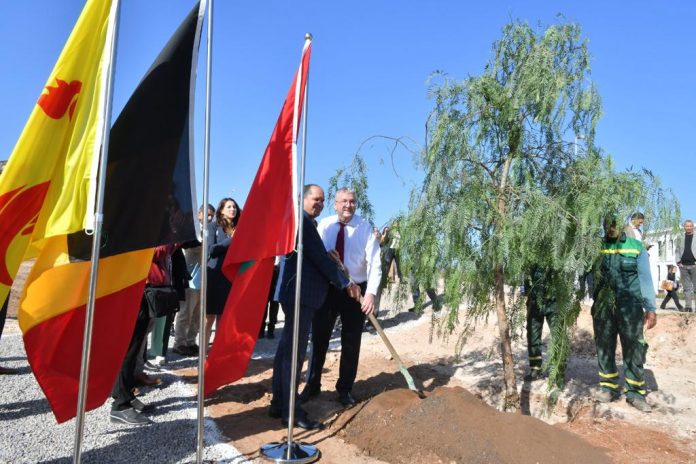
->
[267,330,275,339]
[143,361,160,371]
[172,345,194,357]
[676,306,684,311]
[0,366,18,375]
[299,385,320,404]
[258,330,265,339]
[684,307,693,313]
[659,305,666,310]
[185,344,200,356]
[337,391,357,407]
[268,405,282,419]
[130,398,154,414]
[110,408,152,425]
[281,417,324,431]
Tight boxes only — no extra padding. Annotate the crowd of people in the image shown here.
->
[0,184,693,425]
[104,184,381,428]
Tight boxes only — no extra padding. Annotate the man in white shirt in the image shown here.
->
[301,188,382,406]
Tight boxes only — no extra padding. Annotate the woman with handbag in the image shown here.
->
[204,197,241,351]
[660,264,684,311]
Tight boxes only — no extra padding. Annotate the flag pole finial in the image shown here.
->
[305,32,313,41]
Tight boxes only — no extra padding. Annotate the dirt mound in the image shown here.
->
[342,386,610,464]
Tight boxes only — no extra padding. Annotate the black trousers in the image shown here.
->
[0,296,8,341]
[306,284,366,393]
[260,266,280,334]
[661,290,682,309]
[111,298,151,411]
[270,302,317,420]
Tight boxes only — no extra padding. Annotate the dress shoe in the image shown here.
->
[299,385,320,404]
[268,405,282,419]
[144,361,160,370]
[337,391,357,407]
[130,398,154,413]
[281,417,324,431]
[172,345,193,357]
[266,330,275,339]
[110,407,152,425]
[186,344,200,353]
[0,366,18,375]
[135,372,162,387]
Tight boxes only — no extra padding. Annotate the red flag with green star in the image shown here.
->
[204,38,312,394]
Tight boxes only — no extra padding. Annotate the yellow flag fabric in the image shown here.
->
[0,0,112,305]
[18,236,152,334]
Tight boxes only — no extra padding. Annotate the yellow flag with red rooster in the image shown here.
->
[0,0,112,306]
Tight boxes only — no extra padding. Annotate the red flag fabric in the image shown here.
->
[205,39,312,394]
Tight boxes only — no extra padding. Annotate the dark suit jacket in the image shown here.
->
[206,222,231,272]
[279,212,349,309]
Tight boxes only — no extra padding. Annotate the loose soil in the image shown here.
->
[188,286,696,463]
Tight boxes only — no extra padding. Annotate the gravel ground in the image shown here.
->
[0,301,415,464]
[0,321,247,464]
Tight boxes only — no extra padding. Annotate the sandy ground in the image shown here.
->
[187,287,696,463]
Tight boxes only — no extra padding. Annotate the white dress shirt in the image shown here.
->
[317,214,382,296]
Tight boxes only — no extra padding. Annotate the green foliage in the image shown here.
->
[327,153,375,224]
[328,135,421,225]
[399,20,679,401]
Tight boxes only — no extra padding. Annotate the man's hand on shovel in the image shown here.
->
[327,248,425,398]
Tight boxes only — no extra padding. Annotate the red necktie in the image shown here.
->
[335,222,346,263]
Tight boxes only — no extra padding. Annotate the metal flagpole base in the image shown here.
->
[259,441,320,463]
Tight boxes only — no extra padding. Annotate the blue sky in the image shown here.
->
[1,1,694,229]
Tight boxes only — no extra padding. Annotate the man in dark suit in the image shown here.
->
[269,184,360,430]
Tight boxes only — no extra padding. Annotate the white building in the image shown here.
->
[645,229,680,293]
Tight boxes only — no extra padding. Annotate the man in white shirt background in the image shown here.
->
[301,188,382,406]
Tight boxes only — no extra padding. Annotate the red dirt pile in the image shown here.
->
[342,386,611,464]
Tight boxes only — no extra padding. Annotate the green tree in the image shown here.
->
[399,20,678,409]
[328,135,419,225]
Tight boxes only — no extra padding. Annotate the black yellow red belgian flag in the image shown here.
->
[15,2,205,423]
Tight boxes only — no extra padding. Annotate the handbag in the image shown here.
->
[660,280,674,292]
[144,286,180,318]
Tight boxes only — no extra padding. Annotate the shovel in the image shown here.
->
[366,312,425,398]
[331,252,425,398]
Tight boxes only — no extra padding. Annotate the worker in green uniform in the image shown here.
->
[592,216,657,412]
[524,266,557,382]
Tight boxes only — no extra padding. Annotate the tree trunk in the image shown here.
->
[494,264,519,410]
[493,152,519,410]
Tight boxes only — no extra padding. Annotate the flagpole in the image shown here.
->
[260,33,319,464]
[197,0,213,462]
[73,0,121,462]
